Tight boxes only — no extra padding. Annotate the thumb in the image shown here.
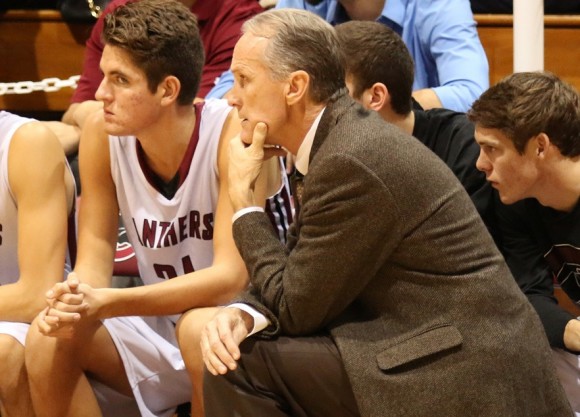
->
[250,122,268,151]
[67,272,80,289]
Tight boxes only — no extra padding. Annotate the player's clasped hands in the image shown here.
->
[37,272,89,337]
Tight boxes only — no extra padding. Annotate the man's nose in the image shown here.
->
[227,93,240,109]
[475,150,490,174]
[95,79,110,102]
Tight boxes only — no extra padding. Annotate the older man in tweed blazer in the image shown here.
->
[198,8,573,417]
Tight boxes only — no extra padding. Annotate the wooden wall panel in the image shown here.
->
[0,11,579,113]
[477,14,580,90]
[0,10,91,113]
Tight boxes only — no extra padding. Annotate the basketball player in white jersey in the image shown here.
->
[0,111,76,417]
[23,1,287,417]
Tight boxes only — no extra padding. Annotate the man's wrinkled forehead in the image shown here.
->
[231,33,270,73]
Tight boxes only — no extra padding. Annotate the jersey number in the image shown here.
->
[153,255,195,279]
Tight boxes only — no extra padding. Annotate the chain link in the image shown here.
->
[0,75,80,96]
[87,0,104,19]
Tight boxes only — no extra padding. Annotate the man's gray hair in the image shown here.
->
[242,9,345,103]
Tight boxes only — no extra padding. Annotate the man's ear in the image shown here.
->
[361,82,388,112]
[534,132,552,158]
[285,70,310,105]
[159,75,181,105]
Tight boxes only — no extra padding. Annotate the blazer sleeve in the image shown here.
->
[232,153,401,337]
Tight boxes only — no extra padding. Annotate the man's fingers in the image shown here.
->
[49,298,88,313]
[46,307,81,323]
[54,292,86,306]
[37,308,69,337]
[201,326,231,375]
[201,313,246,375]
[217,316,245,363]
[208,330,237,373]
[46,282,70,300]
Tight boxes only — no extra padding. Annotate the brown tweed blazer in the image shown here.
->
[232,91,572,417]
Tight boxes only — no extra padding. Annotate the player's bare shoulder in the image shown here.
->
[8,121,64,182]
[11,120,62,156]
[219,105,243,146]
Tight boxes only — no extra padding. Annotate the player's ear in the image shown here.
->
[535,132,550,156]
[159,75,181,105]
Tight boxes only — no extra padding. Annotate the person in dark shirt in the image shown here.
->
[468,71,580,414]
[335,20,494,234]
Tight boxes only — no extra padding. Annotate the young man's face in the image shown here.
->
[228,33,288,146]
[474,126,539,204]
[96,45,163,136]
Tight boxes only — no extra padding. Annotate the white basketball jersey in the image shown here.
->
[0,111,35,285]
[110,99,231,288]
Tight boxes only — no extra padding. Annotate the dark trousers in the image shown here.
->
[204,335,360,417]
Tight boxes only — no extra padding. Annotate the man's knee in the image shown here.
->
[24,318,86,381]
[0,334,26,395]
[24,320,56,373]
[177,307,219,376]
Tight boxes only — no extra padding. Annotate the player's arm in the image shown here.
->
[74,110,119,289]
[0,122,70,323]
[43,100,104,157]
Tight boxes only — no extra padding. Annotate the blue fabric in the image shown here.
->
[206,70,234,99]
[275,0,489,112]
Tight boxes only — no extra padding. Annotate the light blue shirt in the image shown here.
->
[275,0,489,112]
[205,70,234,99]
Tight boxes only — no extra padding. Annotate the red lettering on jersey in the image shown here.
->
[154,255,195,279]
[189,210,201,239]
[154,263,177,280]
[178,215,188,241]
[135,210,214,249]
[162,221,179,247]
[202,213,213,240]
[142,219,157,248]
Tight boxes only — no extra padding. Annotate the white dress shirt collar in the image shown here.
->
[294,108,325,175]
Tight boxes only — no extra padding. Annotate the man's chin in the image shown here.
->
[103,123,127,137]
[498,191,518,206]
[240,130,253,146]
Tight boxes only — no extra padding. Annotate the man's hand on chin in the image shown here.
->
[228,122,268,210]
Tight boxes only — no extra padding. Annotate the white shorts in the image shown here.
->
[552,348,580,416]
[101,315,191,417]
[0,321,29,345]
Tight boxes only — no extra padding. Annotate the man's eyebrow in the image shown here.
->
[475,137,498,147]
[102,69,128,78]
